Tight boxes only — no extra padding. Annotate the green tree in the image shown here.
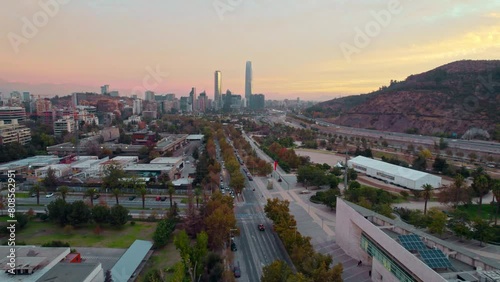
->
[58,185,70,202]
[102,162,126,198]
[112,188,122,205]
[492,179,500,225]
[438,175,471,208]
[422,184,433,215]
[153,218,177,248]
[91,205,110,225]
[85,188,99,207]
[471,174,490,216]
[30,183,44,205]
[109,205,129,227]
[168,182,175,208]
[47,198,71,226]
[67,200,91,227]
[427,208,447,235]
[472,218,493,246]
[42,167,59,192]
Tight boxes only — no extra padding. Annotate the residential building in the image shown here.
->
[0,106,26,124]
[53,116,75,137]
[22,91,31,102]
[100,84,109,95]
[197,91,207,112]
[133,99,142,115]
[35,98,52,114]
[145,91,155,101]
[0,119,31,145]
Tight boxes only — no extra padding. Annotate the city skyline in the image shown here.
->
[1,1,499,101]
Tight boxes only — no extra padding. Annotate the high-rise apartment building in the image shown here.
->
[214,71,222,110]
[53,116,75,137]
[101,85,109,95]
[189,88,196,112]
[0,106,27,124]
[0,119,31,145]
[145,91,155,101]
[245,61,252,107]
[198,91,207,112]
[133,99,143,115]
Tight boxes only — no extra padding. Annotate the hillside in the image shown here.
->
[305,60,500,139]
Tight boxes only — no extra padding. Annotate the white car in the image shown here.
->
[45,192,54,198]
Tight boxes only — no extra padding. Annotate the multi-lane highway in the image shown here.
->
[283,114,500,156]
[218,134,293,281]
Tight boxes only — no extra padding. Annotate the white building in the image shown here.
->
[150,157,184,170]
[336,198,500,282]
[53,116,75,137]
[35,164,72,178]
[123,115,141,125]
[347,156,441,190]
[133,99,142,115]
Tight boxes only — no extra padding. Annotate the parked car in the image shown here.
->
[231,242,237,251]
[258,224,265,231]
[30,193,36,197]
[129,195,136,201]
[93,194,100,200]
[160,196,167,201]
[45,193,54,198]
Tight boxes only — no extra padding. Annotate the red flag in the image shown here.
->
[274,160,278,171]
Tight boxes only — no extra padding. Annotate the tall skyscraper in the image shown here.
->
[101,85,109,95]
[145,91,155,101]
[245,61,252,107]
[189,87,196,112]
[214,71,222,110]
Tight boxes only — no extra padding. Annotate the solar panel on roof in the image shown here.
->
[419,249,452,269]
[398,235,427,251]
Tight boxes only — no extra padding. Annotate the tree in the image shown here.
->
[109,205,129,227]
[472,218,493,246]
[427,208,447,235]
[492,179,500,225]
[438,175,471,208]
[194,186,202,209]
[92,205,110,225]
[112,188,122,205]
[85,188,98,207]
[153,218,177,248]
[471,174,490,216]
[58,186,70,202]
[42,167,59,191]
[31,183,43,205]
[422,184,433,215]
[137,186,147,209]
[347,168,357,181]
[47,198,71,226]
[432,157,448,173]
[102,162,125,196]
[67,201,91,227]
[168,182,175,208]
[173,230,208,281]
[261,260,293,282]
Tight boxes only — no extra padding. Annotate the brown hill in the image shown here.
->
[306,60,500,139]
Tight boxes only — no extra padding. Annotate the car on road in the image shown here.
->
[30,193,36,197]
[160,196,167,201]
[233,266,241,278]
[300,190,311,194]
[231,242,237,251]
[129,195,136,201]
[258,224,265,231]
[93,194,100,200]
[45,193,54,198]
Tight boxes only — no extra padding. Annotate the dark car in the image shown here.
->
[129,195,136,201]
[258,224,265,231]
[231,242,237,252]
[160,196,167,201]
[233,266,241,278]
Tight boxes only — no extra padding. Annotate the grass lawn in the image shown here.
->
[457,204,498,221]
[15,193,30,198]
[137,230,182,281]
[373,150,399,160]
[3,220,157,248]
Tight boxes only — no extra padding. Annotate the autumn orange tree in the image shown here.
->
[264,198,343,281]
[203,193,238,251]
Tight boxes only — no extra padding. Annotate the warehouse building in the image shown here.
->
[347,156,441,190]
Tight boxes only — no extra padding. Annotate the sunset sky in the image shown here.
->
[1,0,499,101]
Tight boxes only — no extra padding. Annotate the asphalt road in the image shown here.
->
[221,134,293,281]
[15,195,185,209]
[290,114,500,155]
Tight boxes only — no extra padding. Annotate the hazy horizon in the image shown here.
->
[1,1,499,101]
